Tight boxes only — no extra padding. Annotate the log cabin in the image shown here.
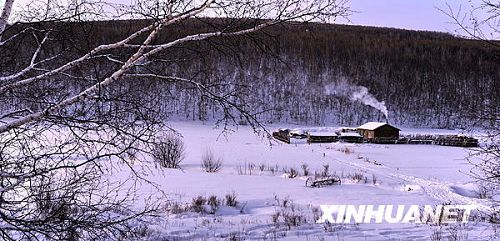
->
[357,122,400,143]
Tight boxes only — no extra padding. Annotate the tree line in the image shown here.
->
[1,18,498,128]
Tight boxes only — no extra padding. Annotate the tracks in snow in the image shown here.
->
[328,150,491,212]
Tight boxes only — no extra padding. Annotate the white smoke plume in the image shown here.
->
[324,79,389,121]
[350,86,389,120]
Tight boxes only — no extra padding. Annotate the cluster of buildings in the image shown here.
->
[273,122,478,147]
[273,122,400,144]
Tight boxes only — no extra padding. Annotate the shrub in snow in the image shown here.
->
[207,195,221,214]
[268,165,278,175]
[236,162,256,175]
[321,164,330,177]
[372,174,379,185]
[152,133,185,168]
[284,167,298,178]
[225,192,238,207]
[122,224,151,240]
[301,163,310,176]
[247,163,255,175]
[282,209,304,230]
[258,163,265,172]
[191,196,207,213]
[167,202,187,214]
[201,149,223,173]
[349,172,365,183]
[188,195,223,214]
[272,201,305,230]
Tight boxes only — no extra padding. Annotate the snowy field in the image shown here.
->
[132,122,498,241]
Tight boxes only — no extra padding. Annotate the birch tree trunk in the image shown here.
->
[0,0,15,37]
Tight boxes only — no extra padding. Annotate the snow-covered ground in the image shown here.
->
[131,122,498,240]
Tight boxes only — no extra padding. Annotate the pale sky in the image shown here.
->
[4,0,498,38]
[338,0,496,38]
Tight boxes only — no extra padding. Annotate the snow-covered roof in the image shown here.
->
[357,122,399,131]
[308,132,337,137]
[290,129,306,135]
[340,132,362,137]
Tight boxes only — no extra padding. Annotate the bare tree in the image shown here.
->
[467,111,500,224]
[443,0,500,225]
[0,0,14,35]
[152,132,186,168]
[0,0,350,240]
[442,0,499,47]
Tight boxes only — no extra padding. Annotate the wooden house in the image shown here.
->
[357,122,400,143]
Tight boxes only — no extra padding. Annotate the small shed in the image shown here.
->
[289,128,308,139]
[357,122,400,142]
[338,132,363,143]
[307,132,338,143]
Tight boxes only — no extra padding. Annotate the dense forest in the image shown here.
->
[1,18,499,128]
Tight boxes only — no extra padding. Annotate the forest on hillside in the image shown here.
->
[1,18,498,128]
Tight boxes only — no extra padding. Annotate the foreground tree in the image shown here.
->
[442,0,499,46]
[444,0,499,224]
[0,0,349,240]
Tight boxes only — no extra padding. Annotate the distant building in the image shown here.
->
[357,122,400,142]
[337,127,363,143]
[338,132,363,143]
[307,132,338,143]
